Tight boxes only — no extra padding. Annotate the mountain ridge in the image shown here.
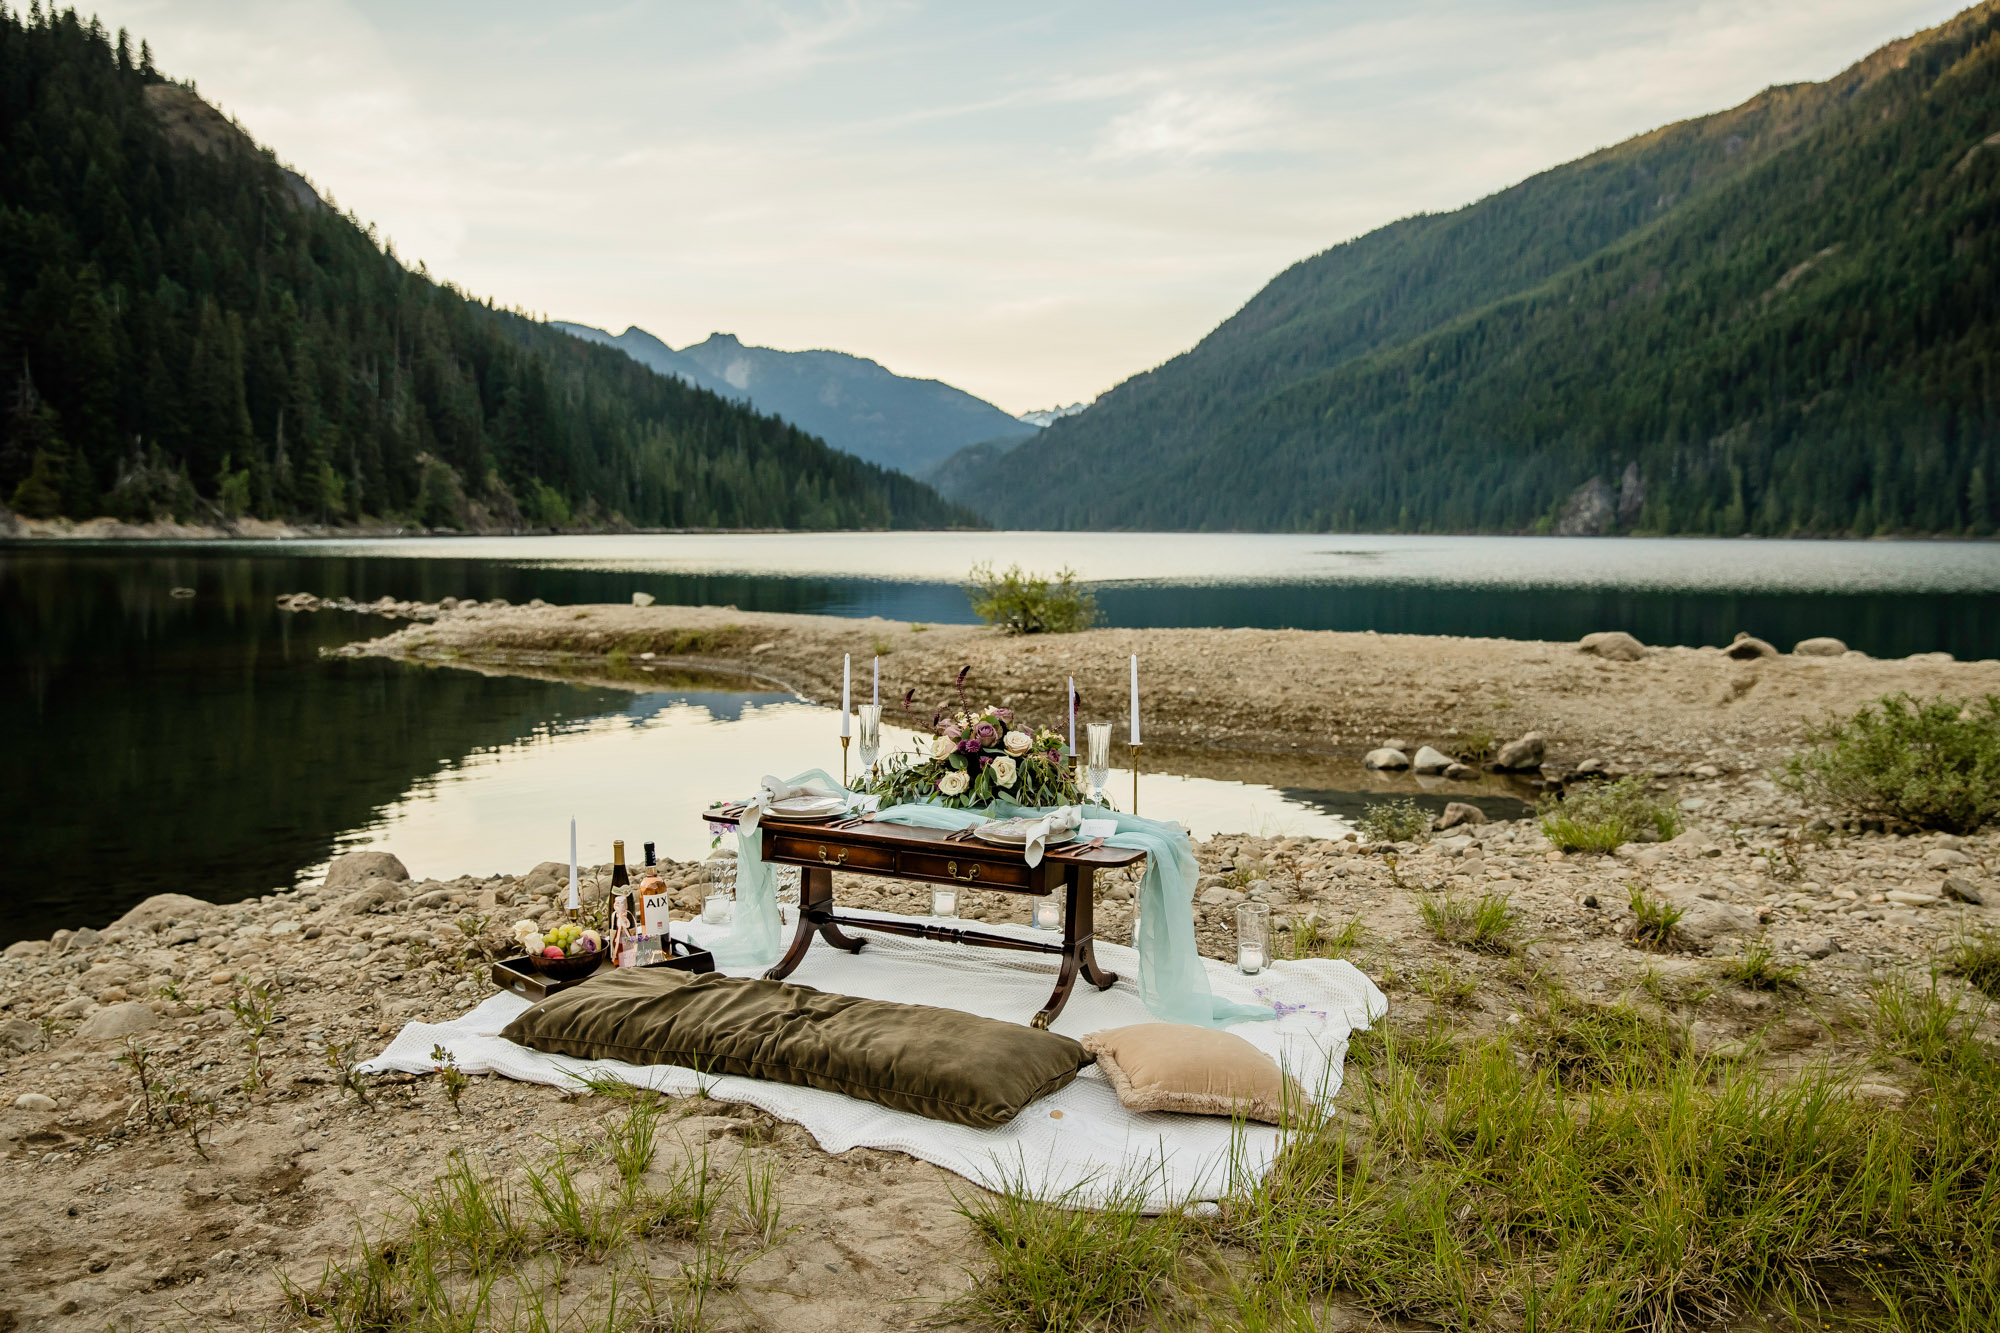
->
[555,321,1035,478]
[945,2,2000,536]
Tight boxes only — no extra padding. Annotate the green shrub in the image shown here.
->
[1783,693,2000,833]
[1626,884,1685,952]
[1540,775,1683,852]
[1946,927,2000,1001]
[965,563,1098,635]
[1358,797,1431,844]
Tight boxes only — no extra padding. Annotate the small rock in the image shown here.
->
[1491,732,1545,770]
[1793,636,1847,657]
[1665,894,1759,948]
[1435,801,1488,830]
[78,1001,158,1044]
[109,893,214,933]
[631,591,656,607]
[1885,890,1941,908]
[1689,763,1722,779]
[1575,758,1609,777]
[1381,738,1413,754]
[1725,632,1777,660]
[323,851,411,891]
[1853,1083,1906,1105]
[1796,935,1837,960]
[1411,746,1453,775]
[1942,877,1985,905]
[13,1092,57,1112]
[1442,762,1479,781]
[750,641,777,655]
[1923,847,1975,870]
[208,969,236,986]
[1363,747,1410,770]
[1579,630,1645,661]
[0,1017,44,1054]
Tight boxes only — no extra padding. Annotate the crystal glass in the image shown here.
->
[856,704,883,777]
[1032,897,1060,931]
[1086,723,1112,803]
[701,892,733,924]
[931,884,958,918]
[1236,901,1271,975]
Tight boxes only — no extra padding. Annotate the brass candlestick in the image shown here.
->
[841,734,851,788]
[1130,742,1142,815]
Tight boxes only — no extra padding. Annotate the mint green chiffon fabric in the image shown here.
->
[710,770,1273,1029]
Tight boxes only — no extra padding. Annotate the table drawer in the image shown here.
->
[897,849,1035,890]
[766,834,900,873]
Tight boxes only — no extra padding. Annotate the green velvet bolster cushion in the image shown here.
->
[500,967,1090,1129]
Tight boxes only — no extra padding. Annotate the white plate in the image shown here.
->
[766,795,845,820]
[972,818,1077,847]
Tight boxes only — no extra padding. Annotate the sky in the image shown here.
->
[82,0,1969,413]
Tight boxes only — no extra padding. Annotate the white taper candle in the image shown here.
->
[567,817,579,911]
[1129,654,1140,745]
[841,654,851,736]
[1068,676,1075,754]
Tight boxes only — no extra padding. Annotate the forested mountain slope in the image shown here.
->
[0,9,971,531]
[954,2,2000,535]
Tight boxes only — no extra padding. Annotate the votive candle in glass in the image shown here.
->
[1236,901,1271,975]
[1033,897,1060,931]
[931,885,958,918]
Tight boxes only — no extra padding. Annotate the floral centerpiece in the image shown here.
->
[862,669,1082,810]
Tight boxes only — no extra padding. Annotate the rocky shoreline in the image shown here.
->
[4,599,1998,1328]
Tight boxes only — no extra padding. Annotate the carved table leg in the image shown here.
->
[1071,866,1119,990]
[806,865,866,954]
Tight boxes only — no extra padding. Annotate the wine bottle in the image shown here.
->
[610,841,630,891]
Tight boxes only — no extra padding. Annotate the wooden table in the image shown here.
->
[702,807,1146,1028]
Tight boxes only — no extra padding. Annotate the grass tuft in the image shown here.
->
[1717,937,1803,991]
[1418,891,1519,955]
[1287,913,1365,960]
[1627,883,1685,951]
[1945,926,2000,1001]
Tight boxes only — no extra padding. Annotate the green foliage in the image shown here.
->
[1417,891,1519,955]
[1717,937,1804,991]
[964,562,1098,634]
[1784,693,2000,833]
[1946,926,2000,1001]
[1357,797,1430,844]
[0,11,970,532]
[1541,775,1683,852]
[956,6,2000,536]
[1627,884,1686,952]
[1288,913,1365,960]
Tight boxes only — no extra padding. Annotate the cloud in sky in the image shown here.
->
[85,0,1966,412]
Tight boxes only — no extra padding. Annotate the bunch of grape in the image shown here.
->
[545,923,585,956]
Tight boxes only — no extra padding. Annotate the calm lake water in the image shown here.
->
[6,532,1997,944]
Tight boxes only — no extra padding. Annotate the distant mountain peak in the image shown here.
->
[1017,402,1091,429]
[553,321,1034,477]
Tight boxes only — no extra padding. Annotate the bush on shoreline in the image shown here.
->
[1540,775,1683,852]
[1783,693,2000,834]
[965,564,1098,635]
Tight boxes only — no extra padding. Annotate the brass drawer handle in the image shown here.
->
[817,845,848,867]
[945,861,980,884]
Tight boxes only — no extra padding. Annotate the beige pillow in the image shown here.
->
[1081,1023,1306,1124]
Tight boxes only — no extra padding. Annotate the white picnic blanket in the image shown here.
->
[361,909,1386,1210]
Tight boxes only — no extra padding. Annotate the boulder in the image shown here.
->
[78,1001,159,1044]
[1492,732,1546,770]
[631,591,656,607]
[1793,636,1847,657]
[1435,801,1488,830]
[338,880,409,916]
[324,850,410,891]
[1923,847,1976,870]
[109,893,215,933]
[1795,935,1838,960]
[1579,631,1646,661]
[522,861,569,891]
[13,1093,57,1113]
[1725,632,1777,660]
[1942,878,1985,905]
[1362,748,1410,771]
[1411,746,1453,775]
[1380,738,1413,755]
[0,1017,44,1054]
[1661,892,1758,949]
[1442,762,1480,781]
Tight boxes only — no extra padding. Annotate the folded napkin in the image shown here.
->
[1021,805,1082,867]
[741,773,847,835]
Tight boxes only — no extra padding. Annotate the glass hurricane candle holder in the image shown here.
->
[931,884,958,918]
[1032,897,1060,931]
[1236,901,1271,975]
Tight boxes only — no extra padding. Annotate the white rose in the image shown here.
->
[938,770,970,796]
[521,933,545,956]
[992,756,1018,787]
[1003,730,1032,757]
[930,735,957,760]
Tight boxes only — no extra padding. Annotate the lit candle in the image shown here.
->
[1238,941,1265,974]
[1129,654,1140,745]
[1067,675,1075,754]
[841,654,851,736]
[567,817,579,912]
[872,655,879,708]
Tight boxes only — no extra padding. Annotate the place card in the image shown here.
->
[1079,818,1117,839]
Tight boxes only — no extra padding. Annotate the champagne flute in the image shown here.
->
[856,703,882,780]
[1086,723,1112,805]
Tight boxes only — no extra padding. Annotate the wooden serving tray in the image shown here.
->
[491,943,714,1000]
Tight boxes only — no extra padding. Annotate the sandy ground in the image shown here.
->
[4,600,1998,1329]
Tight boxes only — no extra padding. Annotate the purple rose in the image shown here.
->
[993,708,1013,720]
[1044,749,1060,765]
[975,722,999,745]
[941,723,962,740]
[960,736,981,754]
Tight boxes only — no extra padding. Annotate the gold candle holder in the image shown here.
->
[840,733,851,788]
